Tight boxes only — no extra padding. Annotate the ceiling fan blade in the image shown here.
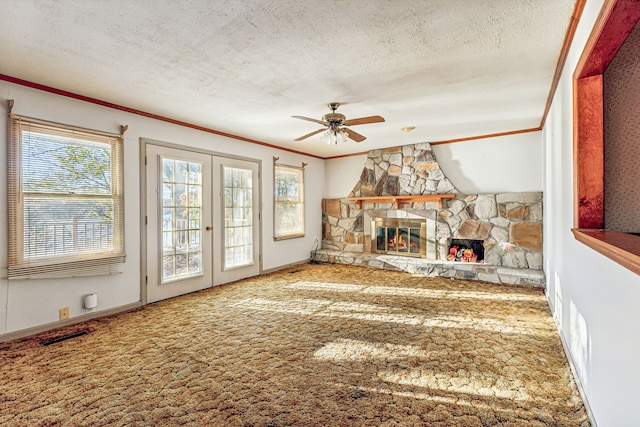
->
[343,128,366,143]
[292,115,325,125]
[294,128,325,141]
[344,115,385,126]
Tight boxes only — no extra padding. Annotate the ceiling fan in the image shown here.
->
[292,102,385,145]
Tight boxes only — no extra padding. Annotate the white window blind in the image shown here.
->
[274,162,305,240]
[8,115,125,279]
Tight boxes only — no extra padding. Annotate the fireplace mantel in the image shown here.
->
[346,194,456,209]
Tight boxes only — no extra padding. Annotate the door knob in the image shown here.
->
[206,226,212,231]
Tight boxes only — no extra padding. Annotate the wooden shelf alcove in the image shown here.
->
[346,194,456,209]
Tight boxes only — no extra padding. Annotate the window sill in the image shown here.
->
[572,229,640,275]
[274,233,305,241]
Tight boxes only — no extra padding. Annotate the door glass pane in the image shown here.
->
[223,166,253,269]
[175,161,188,183]
[161,157,204,283]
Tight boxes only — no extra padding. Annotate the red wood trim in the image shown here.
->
[5,69,540,161]
[572,0,640,273]
[324,150,369,160]
[573,0,640,229]
[428,127,541,146]
[572,229,640,275]
[574,75,604,228]
[575,0,640,78]
[0,73,324,160]
[322,128,542,160]
[572,76,581,228]
[540,0,587,128]
[575,0,616,78]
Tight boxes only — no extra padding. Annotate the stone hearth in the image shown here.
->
[318,142,545,286]
[311,249,545,286]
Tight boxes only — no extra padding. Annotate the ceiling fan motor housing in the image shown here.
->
[322,112,346,126]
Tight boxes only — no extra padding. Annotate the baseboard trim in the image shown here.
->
[555,319,598,427]
[0,302,143,343]
[262,258,310,275]
[0,260,313,342]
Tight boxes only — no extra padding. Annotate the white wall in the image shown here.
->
[0,81,324,336]
[323,154,367,198]
[432,132,543,194]
[543,1,640,425]
[324,132,543,198]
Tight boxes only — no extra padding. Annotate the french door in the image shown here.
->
[145,144,260,303]
[212,157,260,285]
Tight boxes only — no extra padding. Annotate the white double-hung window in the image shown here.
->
[8,114,125,279]
[274,161,305,240]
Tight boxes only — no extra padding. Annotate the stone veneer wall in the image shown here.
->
[350,143,457,197]
[321,143,543,270]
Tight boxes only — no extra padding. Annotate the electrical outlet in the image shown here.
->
[59,307,69,320]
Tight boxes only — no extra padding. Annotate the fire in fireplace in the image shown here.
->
[447,239,484,263]
[372,218,426,258]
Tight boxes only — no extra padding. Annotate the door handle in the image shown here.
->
[206,226,212,231]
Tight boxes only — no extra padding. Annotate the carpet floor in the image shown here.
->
[0,263,589,426]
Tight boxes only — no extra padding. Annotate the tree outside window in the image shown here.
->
[274,162,305,240]
[8,115,125,279]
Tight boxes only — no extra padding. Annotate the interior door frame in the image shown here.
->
[140,138,262,305]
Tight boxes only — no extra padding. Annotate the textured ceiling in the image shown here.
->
[0,0,576,158]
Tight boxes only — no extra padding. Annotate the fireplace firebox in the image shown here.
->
[372,218,426,258]
[447,238,484,263]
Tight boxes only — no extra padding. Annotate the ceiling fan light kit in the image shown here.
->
[322,127,349,145]
[292,102,385,145]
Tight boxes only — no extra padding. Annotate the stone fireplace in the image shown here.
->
[316,142,544,286]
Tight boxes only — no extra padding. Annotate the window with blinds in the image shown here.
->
[8,115,125,279]
[274,163,305,240]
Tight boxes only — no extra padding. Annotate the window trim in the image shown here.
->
[7,113,126,279]
[273,158,306,241]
